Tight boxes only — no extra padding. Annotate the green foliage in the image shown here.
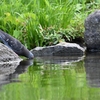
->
[0,0,99,49]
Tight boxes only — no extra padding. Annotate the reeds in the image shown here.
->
[0,0,98,49]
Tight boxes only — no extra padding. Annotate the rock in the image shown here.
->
[31,42,85,57]
[84,10,100,51]
[0,42,22,63]
[0,62,20,75]
[0,42,23,85]
[0,30,34,59]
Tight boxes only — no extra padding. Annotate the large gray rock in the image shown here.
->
[0,42,22,85]
[0,42,22,63]
[84,10,100,51]
[31,42,85,57]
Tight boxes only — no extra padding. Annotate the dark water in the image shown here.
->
[0,53,100,100]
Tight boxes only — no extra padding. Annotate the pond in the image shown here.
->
[0,53,100,100]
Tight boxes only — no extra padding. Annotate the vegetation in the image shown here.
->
[0,0,100,49]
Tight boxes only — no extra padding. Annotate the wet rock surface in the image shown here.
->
[84,10,100,51]
[31,42,85,57]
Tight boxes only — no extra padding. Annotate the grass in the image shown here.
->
[0,0,100,49]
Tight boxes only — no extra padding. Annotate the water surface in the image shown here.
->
[0,54,100,100]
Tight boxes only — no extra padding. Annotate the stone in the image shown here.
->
[0,42,22,63]
[0,42,23,85]
[84,10,100,51]
[31,42,85,57]
[0,30,34,59]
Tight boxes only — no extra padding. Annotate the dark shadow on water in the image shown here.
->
[85,52,100,87]
[9,59,33,80]
[0,59,33,87]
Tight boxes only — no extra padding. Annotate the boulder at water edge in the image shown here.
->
[84,10,100,51]
[31,42,85,57]
[0,42,22,82]
[0,42,22,62]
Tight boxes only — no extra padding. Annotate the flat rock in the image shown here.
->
[84,10,100,51]
[31,42,85,57]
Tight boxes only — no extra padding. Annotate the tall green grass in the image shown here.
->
[0,0,99,49]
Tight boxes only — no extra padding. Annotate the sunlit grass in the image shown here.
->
[0,0,99,49]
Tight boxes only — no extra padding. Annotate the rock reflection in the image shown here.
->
[36,56,84,65]
[0,59,33,86]
[85,52,100,87]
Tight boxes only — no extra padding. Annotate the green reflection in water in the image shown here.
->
[0,60,99,100]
